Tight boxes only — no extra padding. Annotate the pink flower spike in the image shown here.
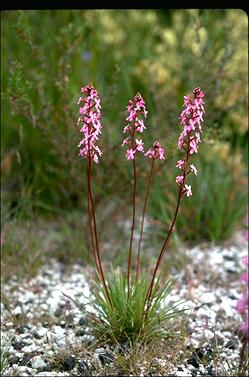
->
[176,176,184,186]
[190,164,198,175]
[77,83,103,164]
[176,160,185,169]
[184,184,192,197]
[122,92,147,160]
[177,87,204,152]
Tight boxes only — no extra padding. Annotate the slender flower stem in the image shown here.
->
[144,187,182,314]
[145,135,191,313]
[123,93,147,297]
[86,161,100,274]
[86,125,100,274]
[136,158,155,281]
[87,161,113,309]
[127,158,137,298]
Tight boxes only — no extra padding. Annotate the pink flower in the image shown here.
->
[134,95,148,117]
[236,291,248,315]
[175,87,205,193]
[121,137,130,147]
[176,160,185,169]
[136,119,146,132]
[135,139,144,153]
[177,87,205,151]
[242,255,248,267]
[189,139,198,154]
[126,110,136,122]
[176,176,184,186]
[190,164,198,175]
[184,184,192,197]
[177,131,186,150]
[77,83,103,164]
[122,93,147,160]
[126,148,136,160]
[195,132,201,144]
[240,272,249,284]
[145,141,165,160]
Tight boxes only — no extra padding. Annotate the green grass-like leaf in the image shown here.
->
[89,270,186,344]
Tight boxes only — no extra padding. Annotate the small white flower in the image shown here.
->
[184,184,192,197]
[190,164,198,175]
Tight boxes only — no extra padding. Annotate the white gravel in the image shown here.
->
[1,232,248,376]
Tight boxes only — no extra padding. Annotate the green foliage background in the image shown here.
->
[1,9,248,244]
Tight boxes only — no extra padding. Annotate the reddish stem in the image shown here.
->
[85,125,112,308]
[87,161,113,309]
[144,187,182,313]
[86,161,100,274]
[86,127,100,274]
[127,158,137,298]
[136,158,155,281]
[145,134,191,313]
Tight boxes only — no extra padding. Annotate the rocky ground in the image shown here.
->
[1,232,248,376]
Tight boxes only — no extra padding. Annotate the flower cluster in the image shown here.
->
[178,87,204,153]
[236,255,249,333]
[175,87,205,197]
[145,141,165,160]
[77,83,103,164]
[122,93,148,160]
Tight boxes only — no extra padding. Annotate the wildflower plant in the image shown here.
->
[77,84,205,344]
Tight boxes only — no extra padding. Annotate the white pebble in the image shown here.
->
[36,327,47,338]
[20,291,36,303]
[204,329,214,340]
[30,356,47,369]
[13,306,22,315]
[22,344,37,353]
[199,292,216,304]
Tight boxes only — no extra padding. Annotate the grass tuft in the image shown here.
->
[88,270,186,345]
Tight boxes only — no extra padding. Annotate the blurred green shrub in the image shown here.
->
[1,9,248,243]
[149,143,248,242]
